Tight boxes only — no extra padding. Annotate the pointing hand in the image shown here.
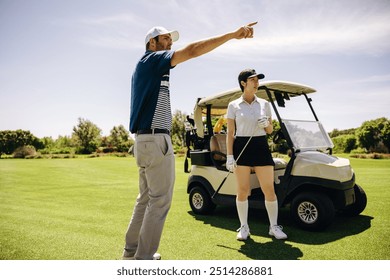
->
[234,21,258,39]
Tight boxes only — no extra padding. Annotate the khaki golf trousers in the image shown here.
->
[124,133,175,260]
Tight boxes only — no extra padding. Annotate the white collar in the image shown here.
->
[238,95,260,105]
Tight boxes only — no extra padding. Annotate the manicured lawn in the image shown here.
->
[0,156,389,260]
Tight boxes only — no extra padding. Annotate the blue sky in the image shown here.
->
[1,0,389,138]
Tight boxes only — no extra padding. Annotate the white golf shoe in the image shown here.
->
[236,224,250,241]
[269,225,288,239]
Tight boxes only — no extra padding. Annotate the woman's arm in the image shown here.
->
[264,117,273,134]
[226,118,236,155]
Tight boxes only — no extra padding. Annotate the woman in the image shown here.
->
[226,69,287,240]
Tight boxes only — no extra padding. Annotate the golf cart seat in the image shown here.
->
[273,157,288,170]
[210,134,228,170]
[210,133,288,171]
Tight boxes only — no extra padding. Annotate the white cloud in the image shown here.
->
[73,0,390,57]
[80,13,142,26]
[229,8,379,58]
[339,74,390,84]
[76,11,150,51]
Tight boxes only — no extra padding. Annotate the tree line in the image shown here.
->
[0,118,134,158]
[0,114,389,158]
[329,117,390,154]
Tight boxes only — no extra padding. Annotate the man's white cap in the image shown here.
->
[144,26,179,45]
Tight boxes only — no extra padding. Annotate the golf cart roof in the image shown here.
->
[197,80,316,109]
[191,80,332,152]
[192,81,316,138]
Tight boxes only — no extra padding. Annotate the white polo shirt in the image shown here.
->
[227,96,272,137]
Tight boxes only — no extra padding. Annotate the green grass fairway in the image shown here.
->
[0,156,389,260]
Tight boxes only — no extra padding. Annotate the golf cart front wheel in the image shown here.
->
[189,186,216,215]
[291,192,335,231]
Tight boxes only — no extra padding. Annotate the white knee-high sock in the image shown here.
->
[236,199,248,226]
[265,200,278,226]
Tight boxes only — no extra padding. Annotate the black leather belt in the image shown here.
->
[137,128,170,135]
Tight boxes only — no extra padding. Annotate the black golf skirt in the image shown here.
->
[233,136,274,167]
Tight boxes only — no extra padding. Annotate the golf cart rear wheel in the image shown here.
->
[291,192,335,231]
[189,186,216,215]
[343,184,367,216]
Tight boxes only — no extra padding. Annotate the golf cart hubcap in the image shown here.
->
[192,193,204,209]
[297,201,318,224]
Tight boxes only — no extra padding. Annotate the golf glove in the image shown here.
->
[258,116,270,129]
[226,155,237,172]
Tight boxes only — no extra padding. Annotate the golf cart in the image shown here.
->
[184,80,367,231]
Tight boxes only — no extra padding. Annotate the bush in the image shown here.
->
[13,146,37,158]
[39,147,75,155]
[96,146,116,153]
[332,135,357,153]
[350,153,390,159]
[350,147,367,154]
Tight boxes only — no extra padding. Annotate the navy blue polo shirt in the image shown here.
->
[129,50,175,134]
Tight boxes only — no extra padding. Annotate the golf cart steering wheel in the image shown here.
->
[273,129,285,144]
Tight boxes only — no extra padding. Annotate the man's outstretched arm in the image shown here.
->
[171,22,257,67]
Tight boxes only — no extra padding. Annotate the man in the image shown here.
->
[123,22,257,260]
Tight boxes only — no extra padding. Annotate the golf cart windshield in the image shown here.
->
[283,119,333,151]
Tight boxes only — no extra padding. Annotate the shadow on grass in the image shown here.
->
[188,206,373,247]
[188,207,304,260]
[288,214,374,245]
[218,239,303,260]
